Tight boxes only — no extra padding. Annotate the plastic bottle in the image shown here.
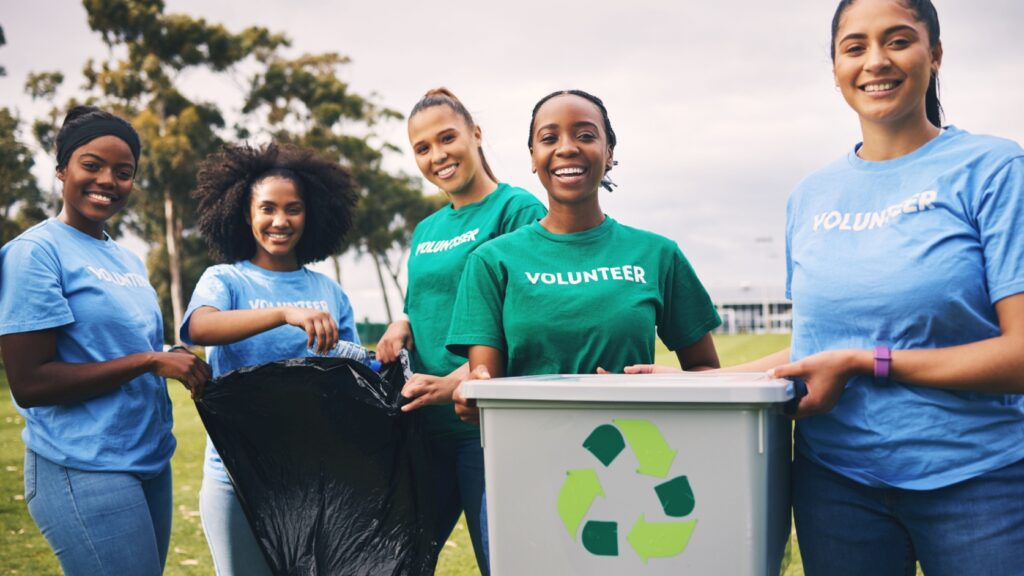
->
[322,340,382,372]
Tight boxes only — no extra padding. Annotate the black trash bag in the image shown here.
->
[195,356,438,576]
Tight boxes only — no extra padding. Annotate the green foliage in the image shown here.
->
[0,108,45,246]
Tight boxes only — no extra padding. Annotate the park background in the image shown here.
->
[1,0,1022,573]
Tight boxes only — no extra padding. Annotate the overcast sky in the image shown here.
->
[3,0,1023,323]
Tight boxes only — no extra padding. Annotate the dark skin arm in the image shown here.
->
[452,345,505,425]
[1,329,211,407]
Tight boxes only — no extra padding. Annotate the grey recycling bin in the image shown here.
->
[461,373,793,576]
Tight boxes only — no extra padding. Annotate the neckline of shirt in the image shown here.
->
[239,259,310,279]
[51,217,115,248]
[847,126,958,172]
[446,183,508,216]
[528,215,615,244]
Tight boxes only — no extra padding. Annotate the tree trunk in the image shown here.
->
[379,251,406,303]
[164,190,184,343]
[372,252,393,323]
[331,255,342,286]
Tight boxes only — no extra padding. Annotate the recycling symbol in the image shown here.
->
[557,419,697,562]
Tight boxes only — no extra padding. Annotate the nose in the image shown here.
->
[271,211,289,228]
[555,137,578,157]
[96,167,115,188]
[863,43,892,74]
[431,146,448,164]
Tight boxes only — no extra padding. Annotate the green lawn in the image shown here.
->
[0,334,916,576]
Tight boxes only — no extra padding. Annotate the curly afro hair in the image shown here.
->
[193,142,357,265]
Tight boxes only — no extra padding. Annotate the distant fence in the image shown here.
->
[356,321,388,345]
[714,300,792,335]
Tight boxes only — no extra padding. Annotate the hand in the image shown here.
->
[770,349,866,419]
[283,307,339,355]
[453,364,489,425]
[400,373,458,412]
[151,349,212,400]
[614,364,683,374]
[376,320,413,364]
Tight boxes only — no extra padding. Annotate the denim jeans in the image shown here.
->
[24,449,172,576]
[199,474,273,576]
[793,450,1024,576]
[429,436,489,575]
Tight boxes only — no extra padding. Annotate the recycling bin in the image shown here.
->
[461,373,793,576]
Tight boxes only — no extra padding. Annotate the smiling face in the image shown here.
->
[408,105,485,197]
[57,135,136,237]
[246,175,305,271]
[530,94,614,206]
[833,0,941,128]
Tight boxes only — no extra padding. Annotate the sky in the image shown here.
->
[2,0,1023,323]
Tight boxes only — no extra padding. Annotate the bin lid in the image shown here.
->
[460,372,793,404]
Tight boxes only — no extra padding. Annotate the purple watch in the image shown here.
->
[873,345,892,382]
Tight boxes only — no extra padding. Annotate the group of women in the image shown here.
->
[0,1,1021,575]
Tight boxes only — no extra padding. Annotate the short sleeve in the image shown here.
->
[0,239,74,335]
[657,244,721,351]
[976,157,1024,303]
[179,266,234,345]
[445,252,508,357]
[335,287,360,345]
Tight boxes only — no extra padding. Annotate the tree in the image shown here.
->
[242,52,437,321]
[75,0,286,340]
[0,108,45,246]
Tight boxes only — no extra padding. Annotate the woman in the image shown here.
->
[0,106,210,575]
[632,1,1024,573]
[448,89,721,418]
[181,142,359,576]
[782,1,1024,573]
[374,87,546,574]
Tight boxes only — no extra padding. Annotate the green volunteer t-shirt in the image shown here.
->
[406,183,546,440]
[446,217,721,376]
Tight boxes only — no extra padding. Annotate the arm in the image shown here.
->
[188,305,339,355]
[773,294,1024,418]
[376,319,414,364]
[452,345,506,425]
[1,330,211,407]
[675,332,720,371]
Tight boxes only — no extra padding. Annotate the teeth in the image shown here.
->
[436,164,457,178]
[87,192,115,203]
[864,81,898,92]
[554,167,585,176]
[268,233,291,240]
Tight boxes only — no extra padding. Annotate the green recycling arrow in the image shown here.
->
[626,514,697,563]
[613,419,677,478]
[557,469,604,539]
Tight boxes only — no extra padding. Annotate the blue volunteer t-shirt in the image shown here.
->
[0,218,174,475]
[786,126,1024,489]
[180,259,359,483]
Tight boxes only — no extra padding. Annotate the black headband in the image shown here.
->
[56,119,141,169]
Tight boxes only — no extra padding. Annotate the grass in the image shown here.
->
[0,334,918,575]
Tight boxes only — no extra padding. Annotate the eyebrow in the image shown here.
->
[535,120,601,133]
[412,127,459,148]
[78,152,135,168]
[839,24,919,44]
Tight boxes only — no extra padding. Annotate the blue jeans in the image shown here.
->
[24,449,172,576]
[429,436,489,575]
[793,450,1024,576]
[199,474,273,576]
